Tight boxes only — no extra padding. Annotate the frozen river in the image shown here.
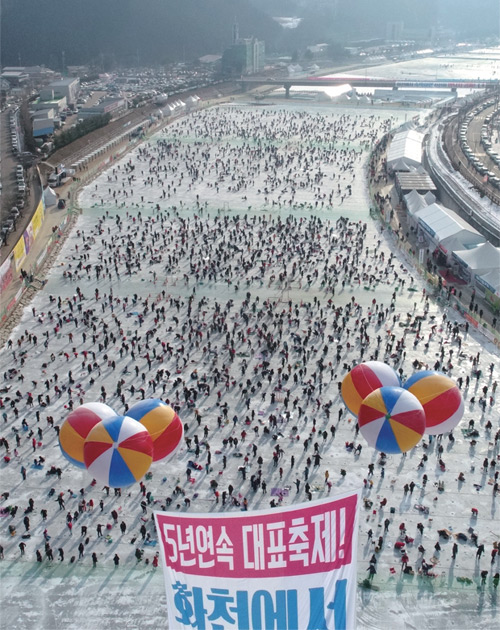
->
[1,59,499,630]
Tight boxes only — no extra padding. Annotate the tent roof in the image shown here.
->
[43,186,58,206]
[395,171,437,193]
[404,189,436,215]
[387,129,424,170]
[415,203,485,246]
[387,158,413,172]
[452,241,500,271]
[477,269,500,294]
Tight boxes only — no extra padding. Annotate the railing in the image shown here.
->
[367,121,500,345]
[425,119,500,244]
[0,106,210,331]
[0,124,153,328]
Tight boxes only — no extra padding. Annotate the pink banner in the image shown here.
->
[23,225,34,255]
[156,494,356,578]
[464,312,479,328]
[0,255,13,293]
[155,491,360,630]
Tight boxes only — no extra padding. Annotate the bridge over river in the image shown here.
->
[240,76,500,98]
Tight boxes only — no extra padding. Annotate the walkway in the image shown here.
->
[369,126,499,340]
[427,115,500,245]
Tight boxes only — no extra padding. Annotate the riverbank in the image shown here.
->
[0,100,498,630]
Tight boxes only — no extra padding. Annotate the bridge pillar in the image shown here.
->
[284,84,291,99]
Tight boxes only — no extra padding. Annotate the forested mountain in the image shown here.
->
[0,0,282,68]
[1,0,498,70]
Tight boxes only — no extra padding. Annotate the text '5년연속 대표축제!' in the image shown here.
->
[155,490,360,630]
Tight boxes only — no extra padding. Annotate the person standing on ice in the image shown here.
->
[367,564,376,581]
[1,107,498,596]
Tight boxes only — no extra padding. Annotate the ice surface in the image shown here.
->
[0,100,499,630]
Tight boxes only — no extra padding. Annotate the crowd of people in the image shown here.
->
[0,105,498,594]
[90,107,396,213]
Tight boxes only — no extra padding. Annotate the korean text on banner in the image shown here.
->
[31,200,45,239]
[13,235,26,271]
[0,255,13,293]
[23,224,34,256]
[155,491,360,630]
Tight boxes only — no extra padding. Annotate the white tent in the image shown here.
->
[186,95,201,110]
[336,92,357,104]
[43,186,58,207]
[452,241,500,273]
[387,129,424,172]
[452,241,500,283]
[162,103,175,117]
[404,189,436,217]
[327,84,354,101]
[415,203,486,260]
[476,269,500,298]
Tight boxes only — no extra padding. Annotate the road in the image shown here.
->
[0,80,239,272]
[443,95,500,206]
[0,106,42,263]
[465,99,500,181]
[0,106,22,217]
[0,80,241,331]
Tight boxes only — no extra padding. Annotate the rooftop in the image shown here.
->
[49,78,79,87]
[395,171,437,191]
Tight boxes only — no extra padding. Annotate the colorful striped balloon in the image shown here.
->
[84,415,153,487]
[126,399,183,462]
[358,386,426,454]
[403,371,464,435]
[59,402,117,468]
[341,361,401,417]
